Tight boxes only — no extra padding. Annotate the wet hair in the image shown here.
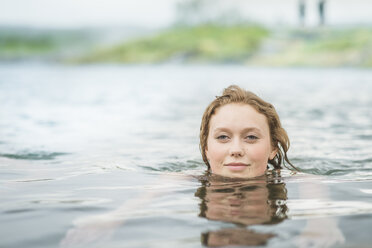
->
[199,85,296,170]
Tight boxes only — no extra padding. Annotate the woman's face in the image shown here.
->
[206,103,277,178]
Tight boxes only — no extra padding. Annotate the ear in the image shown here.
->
[269,147,277,160]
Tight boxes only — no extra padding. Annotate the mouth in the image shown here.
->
[224,163,250,172]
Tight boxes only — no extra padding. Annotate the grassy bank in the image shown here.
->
[73,25,372,67]
[2,25,372,67]
[0,33,59,60]
[73,25,269,63]
[0,27,98,61]
[250,28,372,67]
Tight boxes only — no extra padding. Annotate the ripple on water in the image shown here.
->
[3,208,36,214]
[352,157,372,164]
[290,155,372,179]
[357,134,372,140]
[139,160,205,173]
[288,199,372,219]
[15,178,54,183]
[0,151,69,160]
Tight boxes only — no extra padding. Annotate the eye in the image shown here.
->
[245,135,258,141]
[216,135,229,140]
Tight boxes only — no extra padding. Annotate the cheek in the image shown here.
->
[206,139,226,162]
[247,143,271,162]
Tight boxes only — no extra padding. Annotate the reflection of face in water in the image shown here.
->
[195,172,288,246]
[201,228,275,247]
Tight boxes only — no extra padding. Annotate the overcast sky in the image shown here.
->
[0,0,178,28]
[1,0,372,29]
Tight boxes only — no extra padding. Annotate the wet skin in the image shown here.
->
[206,103,277,178]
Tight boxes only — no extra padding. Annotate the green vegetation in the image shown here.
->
[2,25,372,67]
[0,36,55,54]
[249,28,372,67]
[0,34,58,59]
[0,28,93,60]
[74,25,269,63]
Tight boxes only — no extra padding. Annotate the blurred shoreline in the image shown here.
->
[1,24,372,68]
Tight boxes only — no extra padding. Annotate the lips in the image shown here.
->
[224,163,250,172]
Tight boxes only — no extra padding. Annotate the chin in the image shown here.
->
[216,168,267,179]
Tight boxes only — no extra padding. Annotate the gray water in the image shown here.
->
[1,64,372,248]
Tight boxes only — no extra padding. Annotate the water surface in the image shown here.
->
[1,64,372,247]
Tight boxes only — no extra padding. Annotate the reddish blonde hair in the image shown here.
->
[200,85,295,170]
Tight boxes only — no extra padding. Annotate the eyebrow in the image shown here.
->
[213,127,263,133]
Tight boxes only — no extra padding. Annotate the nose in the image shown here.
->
[229,139,244,157]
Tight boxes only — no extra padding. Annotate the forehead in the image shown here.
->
[210,103,269,131]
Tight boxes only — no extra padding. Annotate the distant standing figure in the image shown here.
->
[318,0,326,26]
[298,0,306,26]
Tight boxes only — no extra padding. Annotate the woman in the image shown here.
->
[198,86,344,248]
[200,85,296,178]
[61,85,344,248]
